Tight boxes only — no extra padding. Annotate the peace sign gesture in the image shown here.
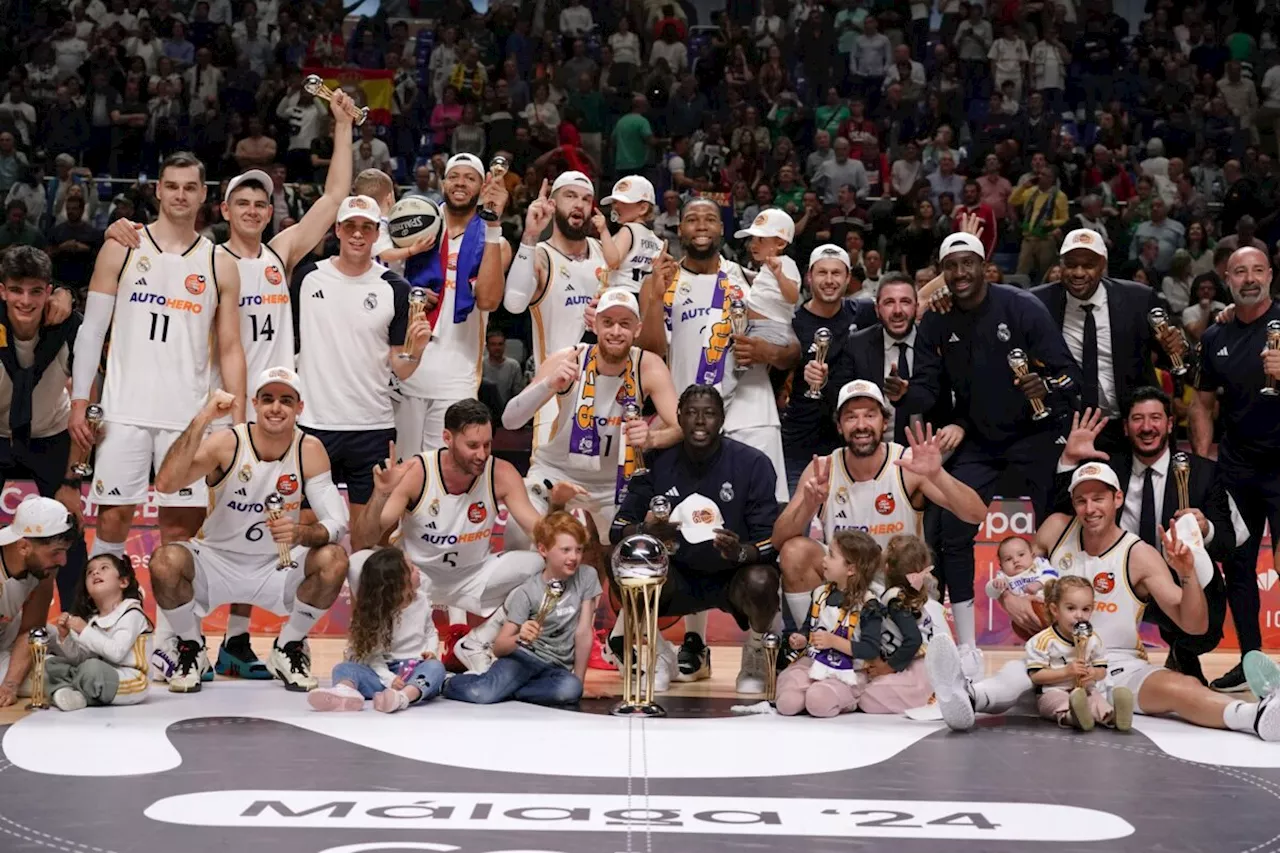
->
[524,179,554,236]
[372,441,411,498]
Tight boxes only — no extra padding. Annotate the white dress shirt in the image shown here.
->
[1122,449,1168,537]
[1062,284,1117,418]
[883,326,916,425]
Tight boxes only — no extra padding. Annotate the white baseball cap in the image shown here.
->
[551,170,594,196]
[596,288,641,320]
[1069,462,1122,494]
[1060,228,1109,259]
[226,169,274,199]
[337,195,381,224]
[0,497,74,546]
[602,175,655,205]
[939,232,986,260]
[836,379,888,413]
[445,153,484,177]
[253,366,302,399]
[671,493,724,545]
[734,208,795,243]
[809,243,851,270]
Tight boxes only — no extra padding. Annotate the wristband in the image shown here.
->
[61,478,82,489]
[485,225,502,244]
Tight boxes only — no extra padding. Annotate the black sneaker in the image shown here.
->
[1210,661,1250,693]
[168,638,207,693]
[674,632,711,682]
[268,639,318,692]
[215,633,272,680]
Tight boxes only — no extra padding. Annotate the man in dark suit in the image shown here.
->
[1030,228,1186,458]
[1051,391,1236,685]
[843,273,942,445]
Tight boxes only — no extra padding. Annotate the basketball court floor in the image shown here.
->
[3,640,1279,853]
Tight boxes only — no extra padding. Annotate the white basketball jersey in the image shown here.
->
[534,345,643,490]
[400,232,485,401]
[1047,519,1147,662]
[0,552,40,652]
[608,222,662,294]
[196,424,305,557]
[229,244,294,379]
[102,231,219,429]
[529,238,604,446]
[400,450,498,585]
[820,444,921,548]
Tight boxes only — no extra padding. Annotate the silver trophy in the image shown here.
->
[399,288,429,361]
[71,404,105,477]
[303,74,369,125]
[648,494,676,554]
[1172,451,1191,511]
[1072,620,1094,688]
[518,579,566,648]
[478,155,509,222]
[1006,348,1049,421]
[804,328,833,399]
[611,534,670,717]
[264,493,297,570]
[729,298,749,374]
[1265,320,1280,397]
[623,402,647,475]
[27,628,49,710]
[762,632,780,703]
[1147,307,1188,376]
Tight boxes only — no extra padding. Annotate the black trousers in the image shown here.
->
[1148,570,1228,657]
[936,429,1059,604]
[1218,460,1280,654]
[0,431,87,612]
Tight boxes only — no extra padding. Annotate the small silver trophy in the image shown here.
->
[804,328,832,399]
[71,404,105,477]
[729,298,749,374]
[264,493,297,570]
[1172,451,1191,511]
[400,288,429,361]
[1147,307,1187,376]
[479,155,509,222]
[648,495,676,554]
[518,579,566,648]
[1264,320,1280,397]
[1006,348,1049,421]
[762,632,780,703]
[27,628,49,710]
[623,402,647,475]
[303,74,369,125]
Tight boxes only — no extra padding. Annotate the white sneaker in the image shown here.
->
[959,644,985,680]
[51,688,87,712]
[307,683,365,712]
[454,637,495,674]
[640,637,676,694]
[926,633,976,731]
[1255,690,1280,741]
[735,637,768,695]
[268,639,318,692]
[168,639,210,693]
[150,634,178,683]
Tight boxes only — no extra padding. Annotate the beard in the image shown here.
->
[445,192,479,217]
[682,236,722,261]
[845,429,883,456]
[555,210,588,241]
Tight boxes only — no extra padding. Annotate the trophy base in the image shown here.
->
[1171,366,1189,377]
[610,701,667,718]
[70,464,93,478]
[802,389,825,400]
[1031,410,1051,421]
[478,208,499,223]
[395,353,418,362]
[25,700,47,711]
[1263,389,1280,397]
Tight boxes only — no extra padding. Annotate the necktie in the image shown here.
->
[895,342,911,380]
[1139,467,1157,547]
[1081,303,1099,409]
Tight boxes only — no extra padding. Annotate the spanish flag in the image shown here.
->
[303,67,394,126]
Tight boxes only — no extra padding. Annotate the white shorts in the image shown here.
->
[726,423,788,503]
[502,462,619,552]
[179,541,308,617]
[351,547,543,614]
[93,422,210,508]
[394,396,463,455]
[1102,656,1163,714]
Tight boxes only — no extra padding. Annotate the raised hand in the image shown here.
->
[894,421,942,478]
[1161,523,1195,580]
[803,454,831,507]
[479,174,509,219]
[372,440,409,496]
[1061,408,1110,466]
[547,352,580,393]
[524,179,554,236]
[204,389,235,419]
[883,362,908,402]
[549,480,589,508]
[590,209,608,238]
[959,212,984,239]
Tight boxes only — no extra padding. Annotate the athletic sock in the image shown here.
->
[784,592,810,630]
[1224,700,1259,733]
[278,601,324,646]
[952,598,976,648]
[225,611,251,640]
[684,611,708,641]
[89,538,126,560]
[465,606,507,647]
[162,600,201,644]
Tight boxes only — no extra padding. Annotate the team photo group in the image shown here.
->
[3,63,1280,762]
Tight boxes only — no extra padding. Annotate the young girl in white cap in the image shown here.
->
[734,207,801,347]
[599,175,662,294]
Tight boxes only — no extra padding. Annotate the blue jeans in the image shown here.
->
[443,648,583,706]
[331,658,447,705]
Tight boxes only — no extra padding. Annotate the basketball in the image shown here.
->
[388,196,443,249]
[1011,599,1049,642]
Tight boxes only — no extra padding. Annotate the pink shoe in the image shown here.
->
[373,688,412,714]
[307,684,365,712]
